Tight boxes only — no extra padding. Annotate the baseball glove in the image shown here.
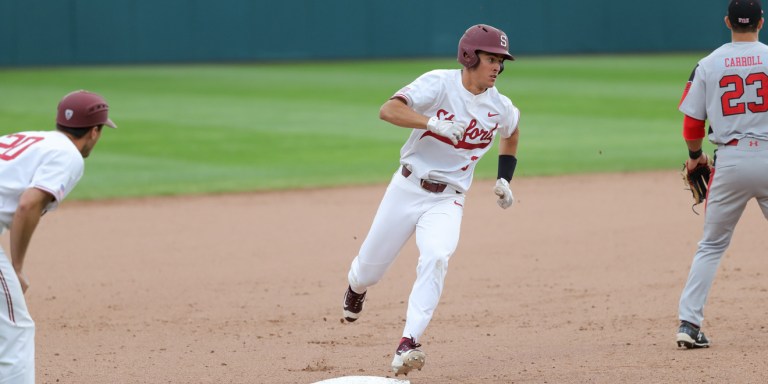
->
[681,156,713,213]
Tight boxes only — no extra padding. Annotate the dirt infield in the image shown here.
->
[3,171,768,383]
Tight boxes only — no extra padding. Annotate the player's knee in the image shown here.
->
[419,253,451,276]
[349,263,384,289]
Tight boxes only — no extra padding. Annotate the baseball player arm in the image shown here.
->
[494,128,520,209]
[685,138,709,170]
[379,98,429,128]
[498,128,519,158]
[379,98,464,144]
[9,188,53,293]
[683,115,708,170]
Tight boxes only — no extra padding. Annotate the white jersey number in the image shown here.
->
[0,134,44,161]
[720,72,768,116]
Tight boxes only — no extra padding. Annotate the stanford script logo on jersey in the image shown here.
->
[420,108,497,149]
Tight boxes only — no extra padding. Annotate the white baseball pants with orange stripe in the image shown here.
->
[347,167,465,343]
[0,246,34,384]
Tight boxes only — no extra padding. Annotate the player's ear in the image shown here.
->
[90,125,102,139]
[725,15,733,30]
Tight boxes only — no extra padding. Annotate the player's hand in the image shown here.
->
[493,178,514,209]
[427,116,465,145]
[685,153,709,172]
[15,270,29,293]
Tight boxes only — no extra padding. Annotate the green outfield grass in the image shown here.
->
[0,54,710,200]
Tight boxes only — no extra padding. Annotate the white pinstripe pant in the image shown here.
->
[0,246,34,384]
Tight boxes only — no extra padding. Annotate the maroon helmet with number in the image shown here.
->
[457,24,514,69]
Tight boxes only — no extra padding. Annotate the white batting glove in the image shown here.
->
[427,116,465,145]
[493,178,514,209]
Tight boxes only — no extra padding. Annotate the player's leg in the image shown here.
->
[757,196,768,219]
[405,194,464,340]
[752,150,768,220]
[391,192,464,374]
[348,173,423,290]
[678,215,743,323]
[678,149,753,346]
[0,247,35,384]
[345,172,424,322]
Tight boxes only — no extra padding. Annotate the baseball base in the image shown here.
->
[312,376,410,384]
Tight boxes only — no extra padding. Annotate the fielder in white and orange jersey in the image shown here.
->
[677,0,768,350]
[0,90,116,383]
[341,24,521,376]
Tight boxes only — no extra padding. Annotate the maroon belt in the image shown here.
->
[401,166,449,193]
[726,139,739,146]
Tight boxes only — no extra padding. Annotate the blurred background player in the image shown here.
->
[0,90,116,383]
[342,24,521,375]
[677,0,768,349]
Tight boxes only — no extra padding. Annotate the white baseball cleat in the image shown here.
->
[390,337,425,376]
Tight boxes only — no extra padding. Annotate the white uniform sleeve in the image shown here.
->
[499,99,520,139]
[392,70,443,111]
[679,64,707,120]
[31,149,84,204]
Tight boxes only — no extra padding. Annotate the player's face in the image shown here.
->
[472,52,505,89]
[80,126,103,158]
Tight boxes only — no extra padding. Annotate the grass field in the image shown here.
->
[0,54,711,200]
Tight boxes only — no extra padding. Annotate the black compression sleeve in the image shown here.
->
[497,155,517,182]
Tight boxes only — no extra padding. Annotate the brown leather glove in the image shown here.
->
[682,156,713,211]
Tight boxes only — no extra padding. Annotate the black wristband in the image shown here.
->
[688,148,703,159]
[498,155,517,182]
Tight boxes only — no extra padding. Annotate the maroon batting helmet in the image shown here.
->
[457,24,514,69]
[56,90,117,129]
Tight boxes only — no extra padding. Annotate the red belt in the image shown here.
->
[726,139,764,146]
[401,166,449,193]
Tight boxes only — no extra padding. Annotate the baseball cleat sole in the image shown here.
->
[342,310,359,323]
[676,332,709,349]
[391,350,425,376]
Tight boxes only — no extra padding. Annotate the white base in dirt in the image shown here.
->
[312,376,410,384]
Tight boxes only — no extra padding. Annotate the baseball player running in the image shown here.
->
[341,24,520,375]
[0,90,116,383]
[677,0,768,349]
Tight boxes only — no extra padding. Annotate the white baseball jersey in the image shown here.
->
[393,69,519,193]
[0,131,84,232]
[0,130,80,383]
[347,69,520,345]
[680,41,768,144]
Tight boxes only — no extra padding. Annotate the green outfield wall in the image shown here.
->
[0,0,733,67]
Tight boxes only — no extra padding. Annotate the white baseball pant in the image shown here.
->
[348,167,465,342]
[0,246,35,384]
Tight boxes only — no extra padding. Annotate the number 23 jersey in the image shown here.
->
[680,41,768,144]
[393,69,520,193]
